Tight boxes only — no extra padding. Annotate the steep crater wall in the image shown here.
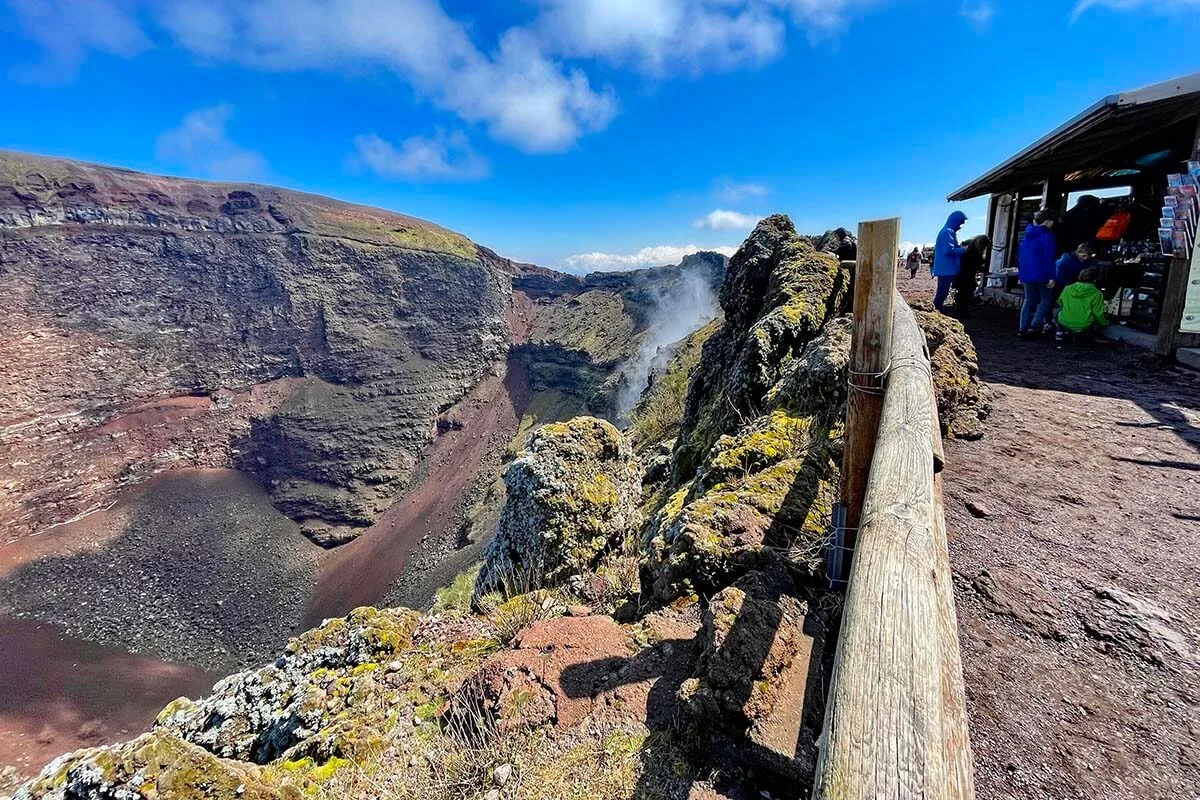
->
[0,151,510,548]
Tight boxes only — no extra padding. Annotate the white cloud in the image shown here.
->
[534,0,784,76]
[1075,0,1200,19]
[154,104,267,180]
[352,130,490,181]
[8,0,884,151]
[560,244,738,272]
[151,0,617,154]
[773,0,865,30]
[713,178,770,203]
[960,0,995,30]
[693,209,762,231]
[7,0,149,82]
[534,1,877,75]
[1073,0,1200,16]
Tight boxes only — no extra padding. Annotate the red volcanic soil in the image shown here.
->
[0,372,304,547]
[305,361,532,624]
[0,616,215,786]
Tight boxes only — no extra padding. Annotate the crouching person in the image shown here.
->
[1055,267,1109,342]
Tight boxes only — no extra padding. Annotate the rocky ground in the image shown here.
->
[911,281,1200,800]
[0,470,322,672]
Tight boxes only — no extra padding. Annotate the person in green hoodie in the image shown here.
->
[1055,267,1109,342]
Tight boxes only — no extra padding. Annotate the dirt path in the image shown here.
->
[925,285,1200,799]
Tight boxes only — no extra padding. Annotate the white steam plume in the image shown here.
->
[617,265,720,418]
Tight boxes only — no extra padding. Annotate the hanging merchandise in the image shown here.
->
[1096,209,1132,241]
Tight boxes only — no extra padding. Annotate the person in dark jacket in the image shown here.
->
[1057,195,1102,256]
[954,235,989,318]
[1017,209,1058,336]
[907,247,922,278]
[932,210,968,312]
[1055,242,1095,292]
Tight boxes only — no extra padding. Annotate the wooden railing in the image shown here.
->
[813,221,974,800]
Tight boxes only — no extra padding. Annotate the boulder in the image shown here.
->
[912,306,989,439]
[807,227,858,262]
[476,417,643,598]
[643,415,839,601]
[449,616,632,734]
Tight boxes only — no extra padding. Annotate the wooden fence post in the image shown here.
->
[814,298,975,800]
[839,218,899,563]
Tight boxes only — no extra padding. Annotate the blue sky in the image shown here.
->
[0,1,1196,271]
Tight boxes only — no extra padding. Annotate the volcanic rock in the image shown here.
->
[475,417,642,598]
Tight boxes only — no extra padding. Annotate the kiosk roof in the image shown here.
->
[948,73,1200,202]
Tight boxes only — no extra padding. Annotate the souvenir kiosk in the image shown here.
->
[948,72,1200,363]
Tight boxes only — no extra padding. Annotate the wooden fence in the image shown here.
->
[813,220,975,800]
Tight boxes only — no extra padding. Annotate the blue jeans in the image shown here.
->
[1020,281,1055,332]
[934,275,955,311]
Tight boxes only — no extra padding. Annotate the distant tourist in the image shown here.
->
[907,247,922,278]
[932,211,968,313]
[954,235,990,319]
[1017,208,1059,338]
[1055,242,1095,290]
[1055,267,1109,342]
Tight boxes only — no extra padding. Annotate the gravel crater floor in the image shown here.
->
[921,282,1200,800]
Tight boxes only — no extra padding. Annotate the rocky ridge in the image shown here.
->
[12,215,987,799]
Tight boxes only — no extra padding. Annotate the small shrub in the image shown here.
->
[488,593,553,645]
[433,563,482,614]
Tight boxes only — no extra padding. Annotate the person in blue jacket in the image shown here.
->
[1017,208,1059,337]
[932,210,968,312]
[1055,242,1095,292]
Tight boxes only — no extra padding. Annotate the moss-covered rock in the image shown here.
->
[154,607,421,764]
[14,731,299,800]
[475,417,643,599]
[641,224,851,603]
[765,315,852,420]
[673,215,849,481]
[641,420,839,601]
[912,306,989,439]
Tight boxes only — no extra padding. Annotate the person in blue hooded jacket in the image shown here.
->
[931,210,968,312]
[1017,208,1059,336]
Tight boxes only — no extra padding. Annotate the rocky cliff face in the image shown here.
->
[11,213,988,800]
[0,151,734,697]
[0,151,511,548]
[511,252,726,415]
